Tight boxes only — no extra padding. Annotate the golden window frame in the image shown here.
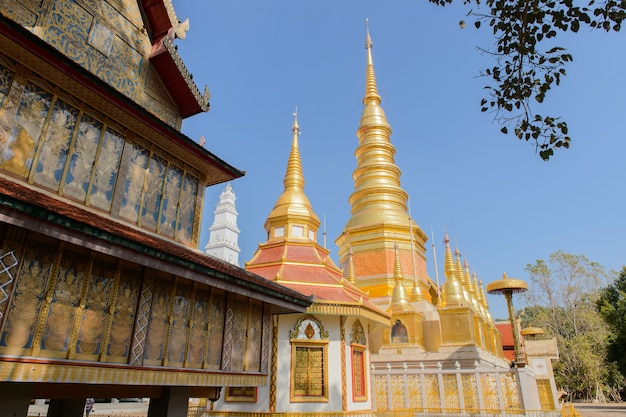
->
[290,339,330,402]
[351,343,368,402]
[289,315,330,403]
[224,386,258,402]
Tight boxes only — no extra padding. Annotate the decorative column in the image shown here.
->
[486,273,528,367]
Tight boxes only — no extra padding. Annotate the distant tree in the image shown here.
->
[598,267,626,387]
[430,0,625,160]
[521,251,616,400]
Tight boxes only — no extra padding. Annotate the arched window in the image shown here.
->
[350,320,367,401]
[289,315,329,402]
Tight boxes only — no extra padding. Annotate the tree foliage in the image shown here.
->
[429,0,626,160]
[598,267,626,382]
[520,251,620,400]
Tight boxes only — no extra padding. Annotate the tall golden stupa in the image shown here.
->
[335,22,505,364]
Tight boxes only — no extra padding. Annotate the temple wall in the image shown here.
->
[0,225,272,387]
[0,57,202,246]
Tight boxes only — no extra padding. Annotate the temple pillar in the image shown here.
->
[514,367,542,410]
[47,398,85,417]
[0,382,33,417]
[148,387,191,417]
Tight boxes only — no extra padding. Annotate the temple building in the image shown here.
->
[0,1,312,416]
[210,113,389,412]
[205,23,557,415]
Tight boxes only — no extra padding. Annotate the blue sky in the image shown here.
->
[173,1,626,319]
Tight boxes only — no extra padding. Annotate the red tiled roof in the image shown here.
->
[246,240,385,315]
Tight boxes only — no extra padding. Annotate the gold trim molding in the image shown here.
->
[0,360,267,387]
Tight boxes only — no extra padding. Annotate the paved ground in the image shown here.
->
[575,402,626,417]
[31,401,626,417]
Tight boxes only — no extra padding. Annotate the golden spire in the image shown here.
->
[477,277,494,322]
[455,247,471,305]
[442,234,464,307]
[472,271,489,320]
[464,259,481,314]
[344,20,409,230]
[264,109,320,240]
[390,243,413,312]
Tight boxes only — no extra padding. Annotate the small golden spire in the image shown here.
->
[465,259,482,314]
[455,246,471,304]
[443,234,456,278]
[442,234,464,307]
[390,243,413,312]
[264,109,320,240]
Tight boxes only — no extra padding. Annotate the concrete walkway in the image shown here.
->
[575,402,626,417]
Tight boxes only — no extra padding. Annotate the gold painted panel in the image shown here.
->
[167,283,191,365]
[537,379,556,410]
[481,373,499,410]
[177,174,198,245]
[462,374,480,411]
[390,374,405,409]
[502,372,521,409]
[144,278,171,363]
[407,375,422,409]
[120,143,149,222]
[206,289,225,369]
[75,259,115,357]
[186,288,209,367]
[443,374,460,409]
[89,127,123,211]
[159,164,183,238]
[40,251,86,354]
[244,299,262,372]
[140,153,166,231]
[32,98,78,191]
[106,268,140,360]
[374,375,388,411]
[0,243,53,352]
[0,81,51,178]
[424,374,440,409]
[63,114,102,202]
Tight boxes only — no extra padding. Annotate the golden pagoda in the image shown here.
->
[238,112,388,413]
[334,22,442,354]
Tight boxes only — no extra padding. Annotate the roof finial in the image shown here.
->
[291,106,300,135]
[363,18,381,105]
[264,108,320,239]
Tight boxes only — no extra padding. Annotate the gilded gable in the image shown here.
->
[1,0,181,128]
